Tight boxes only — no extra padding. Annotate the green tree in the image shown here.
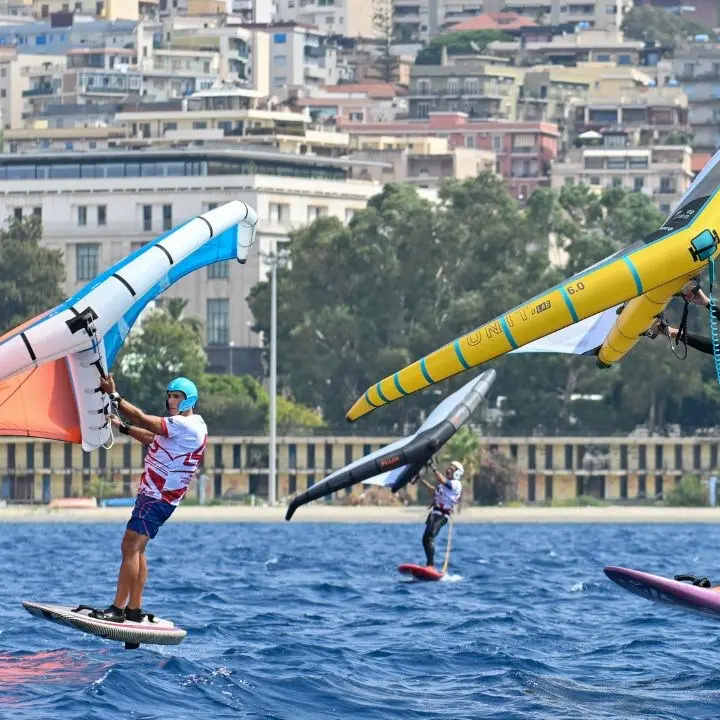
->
[248,176,553,432]
[112,307,207,413]
[198,373,325,434]
[621,6,707,49]
[494,184,673,436]
[0,215,65,335]
[415,29,511,65]
[373,0,398,83]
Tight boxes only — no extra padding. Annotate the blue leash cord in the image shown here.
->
[709,259,720,386]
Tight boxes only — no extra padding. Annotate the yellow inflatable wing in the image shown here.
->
[346,160,720,422]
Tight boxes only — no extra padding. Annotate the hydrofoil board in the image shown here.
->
[604,566,720,620]
[398,563,444,581]
[22,601,187,649]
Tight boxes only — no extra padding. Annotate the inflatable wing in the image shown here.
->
[0,201,258,450]
[285,369,496,520]
[346,151,720,422]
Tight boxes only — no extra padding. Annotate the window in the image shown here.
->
[584,156,604,170]
[32,206,41,221]
[208,261,230,279]
[77,205,87,226]
[13,207,21,221]
[307,205,327,222]
[206,298,229,345]
[97,204,106,226]
[269,202,289,224]
[273,55,287,67]
[76,243,99,282]
[634,176,644,192]
[606,157,627,170]
[142,204,152,231]
[345,208,355,224]
[162,203,172,231]
[273,33,287,44]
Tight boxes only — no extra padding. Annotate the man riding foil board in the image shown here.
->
[90,374,208,624]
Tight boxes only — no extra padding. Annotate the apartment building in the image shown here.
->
[290,83,408,124]
[258,21,339,92]
[0,47,65,129]
[489,28,644,66]
[273,0,383,38]
[0,148,436,376]
[341,111,559,199]
[673,41,720,152]
[568,86,689,145]
[551,144,693,213]
[393,1,632,43]
[408,61,524,121]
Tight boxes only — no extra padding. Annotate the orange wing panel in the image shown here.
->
[0,361,81,444]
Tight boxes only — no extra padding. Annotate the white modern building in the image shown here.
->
[0,148,433,376]
[264,22,338,92]
[273,0,383,39]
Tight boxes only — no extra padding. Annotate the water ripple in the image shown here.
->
[3,522,720,718]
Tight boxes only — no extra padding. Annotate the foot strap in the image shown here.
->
[674,574,711,588]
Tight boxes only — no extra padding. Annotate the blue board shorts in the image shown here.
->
[127,493,176,539]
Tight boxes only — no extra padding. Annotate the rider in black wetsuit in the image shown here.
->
[651,284,720,354]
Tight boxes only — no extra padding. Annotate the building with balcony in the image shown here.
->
[672,42,720,152]
[568,86,689,145]
[0,17,141,56]
[0,147,434,375]
[551,144,693,213]
[160,17,270,95]
[254,22,338,92]
[273,0,380,39]
[341,112,559,199]
[408,61,524,121]
[113,105,311,143]
[489,27,644,67]
[290,83,408,125]
[0,48,65,129]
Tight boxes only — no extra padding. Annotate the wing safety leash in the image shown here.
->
[441,514,453,575]
[689,229,720,386]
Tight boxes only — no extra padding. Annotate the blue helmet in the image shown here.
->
[166,377,198,412]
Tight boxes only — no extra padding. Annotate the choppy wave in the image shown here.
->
[3,521,720,719]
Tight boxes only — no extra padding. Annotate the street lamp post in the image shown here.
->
[269,255,277,507]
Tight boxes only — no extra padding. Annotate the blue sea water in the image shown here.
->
[2,522,720,719]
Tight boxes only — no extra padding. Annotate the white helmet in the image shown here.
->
[448,461,464,482]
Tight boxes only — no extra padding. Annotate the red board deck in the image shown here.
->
[398,563,444,581]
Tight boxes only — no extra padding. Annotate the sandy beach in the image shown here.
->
[1,504,720,523]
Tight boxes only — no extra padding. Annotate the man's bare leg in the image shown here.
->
[128,551,148,611]
[113,529,150,609]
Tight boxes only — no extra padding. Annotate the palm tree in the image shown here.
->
[158,297,204,341]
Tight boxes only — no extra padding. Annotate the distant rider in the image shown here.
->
[90,375,207,624]
[650,284,720,355]
[419,460,464,569]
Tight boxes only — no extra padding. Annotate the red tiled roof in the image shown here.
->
[692,151,712,173]
[449,12,538,32]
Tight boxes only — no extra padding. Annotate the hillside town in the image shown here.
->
[0,0,713,376]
